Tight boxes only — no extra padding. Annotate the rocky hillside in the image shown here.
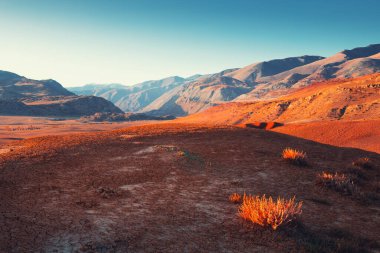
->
[0,71,123,116]
[141,71,252,116]
[234,44,380,101]
[178,73,380,124]
[140,69,251,116]
[148,44,380,116]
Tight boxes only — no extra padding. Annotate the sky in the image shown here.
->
[0,0,379,87]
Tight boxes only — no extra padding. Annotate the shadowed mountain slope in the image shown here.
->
[0,70,122,116]
[0,70,73,100]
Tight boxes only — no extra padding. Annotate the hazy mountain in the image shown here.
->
[141,58,323,116]
[224,56,324,84]
[69,76,189,112]
[141,73,250,116]
[0,70,122,116]
[69,83,128,96]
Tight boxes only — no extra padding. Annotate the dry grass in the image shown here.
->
[229,193,241,203]
[352,157,373,169]
[177,150,186,156]
[4,125,41,131]
[238,194,302,230]
[317,172,356,195]
[282,148,307,166]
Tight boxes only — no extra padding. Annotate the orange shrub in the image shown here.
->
[238,194,302,230]
[317,172,356,195]
[282,148,307,166]
[229,193,241,203]
[352,157,373,169]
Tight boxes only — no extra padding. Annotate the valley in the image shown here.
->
[1,123,379,252]
[1,41,379,252]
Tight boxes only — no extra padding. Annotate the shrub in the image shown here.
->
[352,157,373,169]
[155,145,179,152]
[282,148,307,166]
[177,150,186,156]
[229,193,241,203]
[96,187,121,199]
[344,166,367,182]
[238,194,302,230]
[316,172,356,195]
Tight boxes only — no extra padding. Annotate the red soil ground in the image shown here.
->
[0,123,379,252]
[0,116,160,147]
[273,120,380,154]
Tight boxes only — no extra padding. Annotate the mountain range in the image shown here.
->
[178,73,380,124]
[69,76,197,112]
[0,71,122,116]
[69,44,380,117]
[2,43,379,118]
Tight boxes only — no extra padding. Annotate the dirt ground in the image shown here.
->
[0,123,379,252]
[272,120,380,154]
[0,116,161,146]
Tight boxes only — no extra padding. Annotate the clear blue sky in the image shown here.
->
[0,0,379,86]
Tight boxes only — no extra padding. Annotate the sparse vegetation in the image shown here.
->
[284,223,379,253]
[316,172,357,195]
[4,125,41,131]
[344,166,367,182]
[229,193,241,203]
[282,148,307,166]
[96,186,121,198]
[238,194,302,230]
[176,150,202,162]
[154,145,179,152]
[352,157,373,169]
[177,150,186,156]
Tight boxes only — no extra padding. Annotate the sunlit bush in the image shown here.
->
[317,172,356,195]
[352,157,373,169]
[238,194,302,230]
[282,148,307,166]
[229,193,241,203]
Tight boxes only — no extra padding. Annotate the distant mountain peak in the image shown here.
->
[341,44,380,60]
